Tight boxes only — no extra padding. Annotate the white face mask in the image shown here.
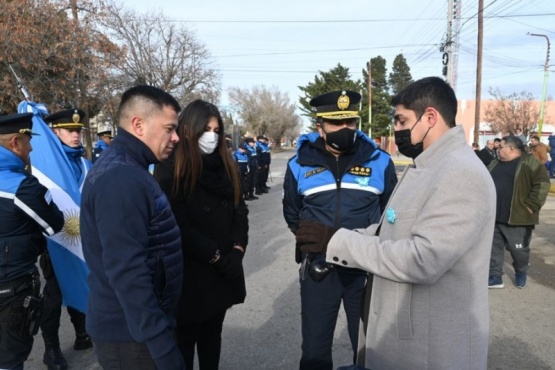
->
[198,131,219,154]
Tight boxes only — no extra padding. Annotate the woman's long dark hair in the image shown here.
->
[172,99,242,205]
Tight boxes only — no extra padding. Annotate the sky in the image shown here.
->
[121,0,554,111]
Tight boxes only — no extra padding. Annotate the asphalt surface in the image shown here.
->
[24,147,555,370]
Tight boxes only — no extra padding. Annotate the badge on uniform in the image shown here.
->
[386,208,396,224]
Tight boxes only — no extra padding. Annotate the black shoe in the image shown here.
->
[261,189,269,193]
[264,186,272,190]
[255,191,262,195]
[250,195,259,200]
[74,333,93,350]
[43,346,68,370]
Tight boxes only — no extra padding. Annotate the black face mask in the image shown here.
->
[394,115,430,159]
[322,127,357,152]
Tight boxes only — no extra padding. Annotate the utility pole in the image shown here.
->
[474,0,484,145]
[528,33,551,137]
[444,0,454,85]
[367,60,372,138]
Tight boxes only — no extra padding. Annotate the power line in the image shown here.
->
[131,13,555,24]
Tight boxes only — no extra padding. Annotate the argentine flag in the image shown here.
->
[18,100,90,313]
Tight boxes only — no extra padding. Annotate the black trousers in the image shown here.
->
[39,253,86,346]
[176,310,227,370]
[0,275,39,370]
[246,167,258,196]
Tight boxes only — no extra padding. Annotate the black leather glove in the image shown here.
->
[295,220,337,253]
[308,253,334,282]
[215,249,244,280]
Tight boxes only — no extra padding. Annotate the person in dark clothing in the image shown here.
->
[243,137,259,200]
[155,99,249,370]
[0,113,64,370]
[478,139,497,166]
[41,108,92,370]
[283,90,397,370]
[255,135,271,194]
[549,132,555,178]
[233,146,250,200]
[92,129,112,163]
[487,135,550,289]
[80,85,185,370]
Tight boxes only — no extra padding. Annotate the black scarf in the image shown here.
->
[198,151,234,199]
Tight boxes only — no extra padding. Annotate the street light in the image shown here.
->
[528,32,551,137]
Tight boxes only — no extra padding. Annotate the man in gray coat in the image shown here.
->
[299,77,496,369]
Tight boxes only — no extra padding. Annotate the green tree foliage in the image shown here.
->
[362,56,393,137]
[298,64,362,130]
[389,54,413,95]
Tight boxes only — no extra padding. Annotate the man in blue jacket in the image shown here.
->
[80,85,185,370]
[92,129,112,163]
[0,113,64,370]
[283,90,397,370]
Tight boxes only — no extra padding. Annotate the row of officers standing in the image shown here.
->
[232,135,272,201]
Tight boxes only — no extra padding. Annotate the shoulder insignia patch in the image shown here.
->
[304,167,327,178]
[348,166,372,177]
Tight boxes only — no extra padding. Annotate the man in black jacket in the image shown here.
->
[80,85,185,370]
[0,113,64,370]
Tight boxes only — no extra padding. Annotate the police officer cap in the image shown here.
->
[0,113,38,136]
[45,108,86,129]
[97,130,112,138]
[309,90,361,121]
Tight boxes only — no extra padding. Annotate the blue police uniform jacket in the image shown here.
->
[256,141,271,166]
[283,131,397,236]
[0,146,64,283]
[80,129,182,365]
[233,150,249,174]
[245,144,259,167]
[92,139,108,163]
[60,144,91,187]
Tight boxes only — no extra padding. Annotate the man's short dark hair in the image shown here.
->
[502,135,525,152]
[493,138,501,143]
[391,77,457,128]
[530,135,540,141]
[117,85,181,124]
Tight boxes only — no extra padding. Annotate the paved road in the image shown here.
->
[25,148,555,369]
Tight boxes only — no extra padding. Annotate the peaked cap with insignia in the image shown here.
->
[0,113,39,136]
[309,90,361,120]
[45,108,86,129]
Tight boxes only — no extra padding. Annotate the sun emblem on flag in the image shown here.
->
[59,209,81,247]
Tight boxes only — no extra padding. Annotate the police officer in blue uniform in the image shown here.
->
[283,90,397,370]
[243,137,259,201]
[40,109,92,370]
[92,129,112,163]
[0,113,64,370]
[255,135,271,194]
[233,145,250,200]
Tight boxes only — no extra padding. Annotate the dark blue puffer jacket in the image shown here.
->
[80,129,183,370]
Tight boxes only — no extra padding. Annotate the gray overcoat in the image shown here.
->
[326,126,496,370]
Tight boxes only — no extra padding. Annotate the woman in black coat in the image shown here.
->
[154,99,248,370]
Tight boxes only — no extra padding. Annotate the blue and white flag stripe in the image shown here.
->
[18,100,89,313]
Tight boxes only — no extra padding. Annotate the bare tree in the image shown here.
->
[228,85,302,149]
[101,3,221,104]
[484,88,542,136]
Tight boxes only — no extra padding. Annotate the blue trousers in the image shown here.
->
[299,268,366,370]
[94,341,156,370]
